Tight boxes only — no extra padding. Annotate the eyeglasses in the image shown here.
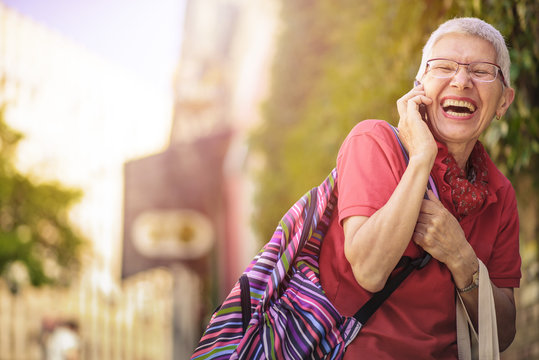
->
[426,58,506,86]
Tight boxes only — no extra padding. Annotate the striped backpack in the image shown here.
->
[191,126,435,359]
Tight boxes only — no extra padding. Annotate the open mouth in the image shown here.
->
[441,98,477,118]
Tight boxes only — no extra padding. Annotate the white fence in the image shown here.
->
[0,267,174,360]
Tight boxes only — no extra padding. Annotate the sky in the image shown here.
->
[2,0,186,95]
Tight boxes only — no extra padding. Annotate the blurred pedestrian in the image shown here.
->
[45,319,80,360]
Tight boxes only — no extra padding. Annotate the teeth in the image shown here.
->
[446,110,471,117]
[442,99,476,112]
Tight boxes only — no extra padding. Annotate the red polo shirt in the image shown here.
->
[319,120,521,359]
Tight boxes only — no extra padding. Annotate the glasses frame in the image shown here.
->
[425,58,507,87]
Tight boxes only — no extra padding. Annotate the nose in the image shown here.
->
[450,65,473,89]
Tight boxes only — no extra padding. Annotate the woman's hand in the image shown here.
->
[412,190,478,287]
[414,191,517,350]
[396,83,437,169]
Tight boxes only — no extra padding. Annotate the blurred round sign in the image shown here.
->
[132,209,214,259]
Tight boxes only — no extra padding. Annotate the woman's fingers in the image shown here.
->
[396,85,426,115]
[397,83,432,126]
[406,95,432,121]
[396,85,438,173]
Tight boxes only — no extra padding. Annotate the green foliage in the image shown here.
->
[250,0,448,242]
[445,0,539,182]
[251,0,539,244]
[0,104,86,293]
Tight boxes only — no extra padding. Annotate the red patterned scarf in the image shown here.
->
[443,142,489,220]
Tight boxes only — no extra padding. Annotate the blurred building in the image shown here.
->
[0,2,174,359]
[0,2,173,279]
[172,0,280,290]
[0,0,280,357]
[121,0,280,356]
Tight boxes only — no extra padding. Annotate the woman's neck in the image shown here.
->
[446,141,476,170]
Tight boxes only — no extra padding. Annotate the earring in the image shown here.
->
[495,114,501,121]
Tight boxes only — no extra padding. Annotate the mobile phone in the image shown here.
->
[414,80,428,122]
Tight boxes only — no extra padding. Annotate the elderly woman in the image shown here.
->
[319,17,521,358]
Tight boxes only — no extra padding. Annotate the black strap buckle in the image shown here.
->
[412,253,432,269]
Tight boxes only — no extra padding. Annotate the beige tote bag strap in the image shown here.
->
[456,260,499,360]
[456,294,475,360]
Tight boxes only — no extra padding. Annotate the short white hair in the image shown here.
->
[416,17,511,86]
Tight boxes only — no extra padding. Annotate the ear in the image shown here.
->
[496,86,515,118]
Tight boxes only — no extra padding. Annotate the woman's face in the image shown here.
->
[421,33,514,153]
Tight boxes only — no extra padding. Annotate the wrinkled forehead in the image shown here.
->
[429,33,497,63]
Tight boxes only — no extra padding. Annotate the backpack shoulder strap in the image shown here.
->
[390,125,439,198]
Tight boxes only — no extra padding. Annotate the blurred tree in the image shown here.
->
[250,0,449,242]
[0,104,86,294]
[251,0,538,245]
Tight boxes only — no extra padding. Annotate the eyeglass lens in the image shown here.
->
[427,59,499,82]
